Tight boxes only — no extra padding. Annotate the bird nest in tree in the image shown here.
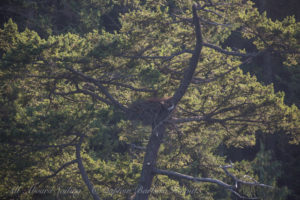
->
[126,98,173,125]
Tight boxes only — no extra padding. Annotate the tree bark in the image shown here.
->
[134,124,165,200]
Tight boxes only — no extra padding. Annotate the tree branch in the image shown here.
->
[65,66,127,111]
[221,164,273,188]
[171,4,203,106]
[38,159,78,184]
[195,66,238,85]
[154,165,272,200]
[171,116,207,124]
[109,82,156,93]
[120,49,193,62]
[10,159,78,199]
[203,42,257,57]
[154,168,232,189]
[53,88,113,106]
[76,136,100,200]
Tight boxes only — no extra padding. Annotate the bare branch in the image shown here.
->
[154,168,232,189]
[221,164,273,189]
[172,115,266,125]
[154,165,272,200]
[229,189,259,200]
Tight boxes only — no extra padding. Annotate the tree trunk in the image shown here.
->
[134,4,202,199]
[134,124,165,200]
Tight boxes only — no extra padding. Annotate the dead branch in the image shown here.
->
[154,163,272,199]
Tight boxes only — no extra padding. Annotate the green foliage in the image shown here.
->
[251,142,290,200]
[238,6,300,66]
[0,1,300,199]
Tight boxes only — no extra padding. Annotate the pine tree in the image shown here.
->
[1,1,299,199]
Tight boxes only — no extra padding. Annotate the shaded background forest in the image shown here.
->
[0,0,300,199]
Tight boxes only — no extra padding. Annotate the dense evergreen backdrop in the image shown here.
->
[1,0,300,199]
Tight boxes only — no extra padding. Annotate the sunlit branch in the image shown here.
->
[229,189,259,200]
[154,164,272,200]
[221,164,273,188]
[154,168,232,189]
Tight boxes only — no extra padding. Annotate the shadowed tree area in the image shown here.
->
[1,0,300,200]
